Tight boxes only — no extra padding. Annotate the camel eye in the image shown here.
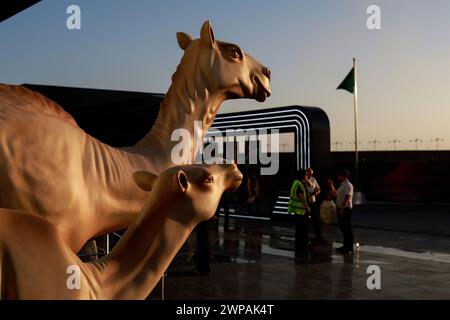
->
[205,176,214,184]
[229,47,242,60]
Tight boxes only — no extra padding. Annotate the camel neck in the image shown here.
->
[88,194,195,299]
[131,65,227,172]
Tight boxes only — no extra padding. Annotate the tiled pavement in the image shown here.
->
[148,205,450,300]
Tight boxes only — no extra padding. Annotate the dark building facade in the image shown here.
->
[331,151,450,203]
[24,84,164,147]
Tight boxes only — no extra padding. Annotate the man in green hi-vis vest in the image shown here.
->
[288,169,311,257]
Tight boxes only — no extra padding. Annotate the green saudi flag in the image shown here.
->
[337,67,355,93]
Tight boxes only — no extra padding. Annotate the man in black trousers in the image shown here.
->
[329,169,354,254]
[195,220,211,274]
[305,167,327,244]
[288,169,311,258]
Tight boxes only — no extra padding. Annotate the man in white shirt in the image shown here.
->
[329,169,354,254]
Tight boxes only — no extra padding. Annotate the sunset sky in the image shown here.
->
[1,0,449,151]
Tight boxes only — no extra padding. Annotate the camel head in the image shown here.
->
[133,163,243,224]
[175,21,271,103]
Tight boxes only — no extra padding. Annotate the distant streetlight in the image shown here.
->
[332,141,343,151]
[409,138,423,151]
[430,137,444,150]
[368,139,382,151]
[388,139,401,151]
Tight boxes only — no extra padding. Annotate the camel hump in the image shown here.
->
[0,84,79,128]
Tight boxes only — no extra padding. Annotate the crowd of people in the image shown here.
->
[288,168,355,257]
[194,166,355,273]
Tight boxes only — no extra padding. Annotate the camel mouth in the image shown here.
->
[232,171,244,182]
[227,180,242,192]
[230,163,243,181]
[226,168,243,191]
[253,76,271,102]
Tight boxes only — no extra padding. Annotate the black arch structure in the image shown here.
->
[210,105,330,172]
[210,106,330,217]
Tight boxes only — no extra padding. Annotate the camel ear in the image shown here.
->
[176,32,193,51]
[200,20,215,47]
[133,171,158,192]
[177,170,189,193]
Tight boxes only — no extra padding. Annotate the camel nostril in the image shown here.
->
[263,67,271,80]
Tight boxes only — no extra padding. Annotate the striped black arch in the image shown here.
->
[207,107,311,170]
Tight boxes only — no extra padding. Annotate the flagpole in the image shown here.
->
[353,57,359,188]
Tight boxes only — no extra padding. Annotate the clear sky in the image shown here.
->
[1,0,449,151]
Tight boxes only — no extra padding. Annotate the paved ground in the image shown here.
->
[148,204,450,300]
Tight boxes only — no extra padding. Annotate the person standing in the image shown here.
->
[246,171,260,215]
[195,219,211,274]
[329,169,354,254]
[305,168,326,244]
[288,169,311,257]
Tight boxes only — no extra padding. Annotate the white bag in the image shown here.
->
[320,200,336,224]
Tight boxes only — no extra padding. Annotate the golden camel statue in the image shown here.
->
[0,163,242,299]
[0,21,271,252]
